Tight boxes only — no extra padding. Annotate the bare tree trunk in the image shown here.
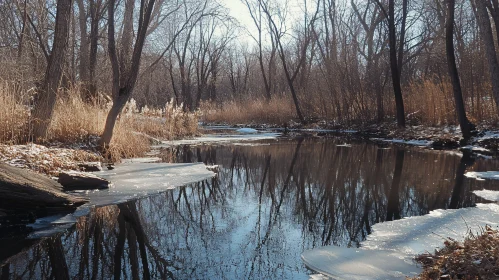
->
[88,0,101,101]
[474,0,499,110]
[260,0,318,124]
[76,0,89,83]
[99,0,156,151]
[446,0,472,141]
[243,0,274,101]
[17,0,28,59]
[31,0,73,140]
[388,0,405,128]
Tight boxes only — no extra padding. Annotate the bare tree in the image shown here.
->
[242,0,277,101]
[446,0,472,141]
[31,0,73,140]
[99,0,157,150]
[352,0,386,121]
[473,0,499,111]
[375,0,407,128]
[260,0,319,123]
[76,0,106,102]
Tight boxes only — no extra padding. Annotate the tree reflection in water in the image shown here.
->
[2,138,499,279]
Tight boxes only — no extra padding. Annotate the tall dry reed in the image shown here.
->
[202,80,498,127]
[0,81,199,160]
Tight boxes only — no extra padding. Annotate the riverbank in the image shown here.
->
[201,122,499,155]
[411,226,499,279]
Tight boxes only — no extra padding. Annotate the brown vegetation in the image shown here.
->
[1,0,498,137]
[202,81,499,127]
[0,81,198,163]
[412,226,499,280]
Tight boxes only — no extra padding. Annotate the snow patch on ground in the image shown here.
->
[474,190,499,202]
[0,143,101,175]
[465,171,499,181]
[362,204,499,254]
[303,204,499,279]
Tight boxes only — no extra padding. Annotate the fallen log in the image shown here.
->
[58,171,110,191]
[77,162,103,172]
[0,163,87,214]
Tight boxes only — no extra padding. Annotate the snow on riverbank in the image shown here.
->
[0,143,101,175]
[302,204,499,279]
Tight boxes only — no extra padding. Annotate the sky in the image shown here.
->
[219,0,259,45]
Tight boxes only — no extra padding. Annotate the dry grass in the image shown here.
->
[0,81,31,143]
[411,226,499,280]
[0,81,199,161]
[201,95,297,125]
[201,80,498,127]
[405,80,499,126]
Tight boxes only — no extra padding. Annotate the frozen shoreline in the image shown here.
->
[28,161,216,238]
[302,203,499,279]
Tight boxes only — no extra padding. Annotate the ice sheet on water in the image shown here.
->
[121,157,162,163]
[85,162,216,206]
[302,203,499,279]
[362,204,499,254]
[465,171,499,181]
[370,138,433,147]
[236,127,258,134]
[336,144,352,147]
[302,247,421,280]
[474,190,499,202]
[28,162,215,238]
[460,145,491,153]
[156,133,281,146]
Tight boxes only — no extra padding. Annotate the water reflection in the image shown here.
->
[1,138,499,279]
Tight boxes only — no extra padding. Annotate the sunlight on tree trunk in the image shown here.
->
[31,0,72,140]
[99,0,156,153]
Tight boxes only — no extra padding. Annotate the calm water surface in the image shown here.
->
[1,137,499,279]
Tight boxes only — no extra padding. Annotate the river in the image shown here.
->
[1,136,499,279]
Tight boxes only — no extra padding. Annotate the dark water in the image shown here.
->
[1,137,499,279]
